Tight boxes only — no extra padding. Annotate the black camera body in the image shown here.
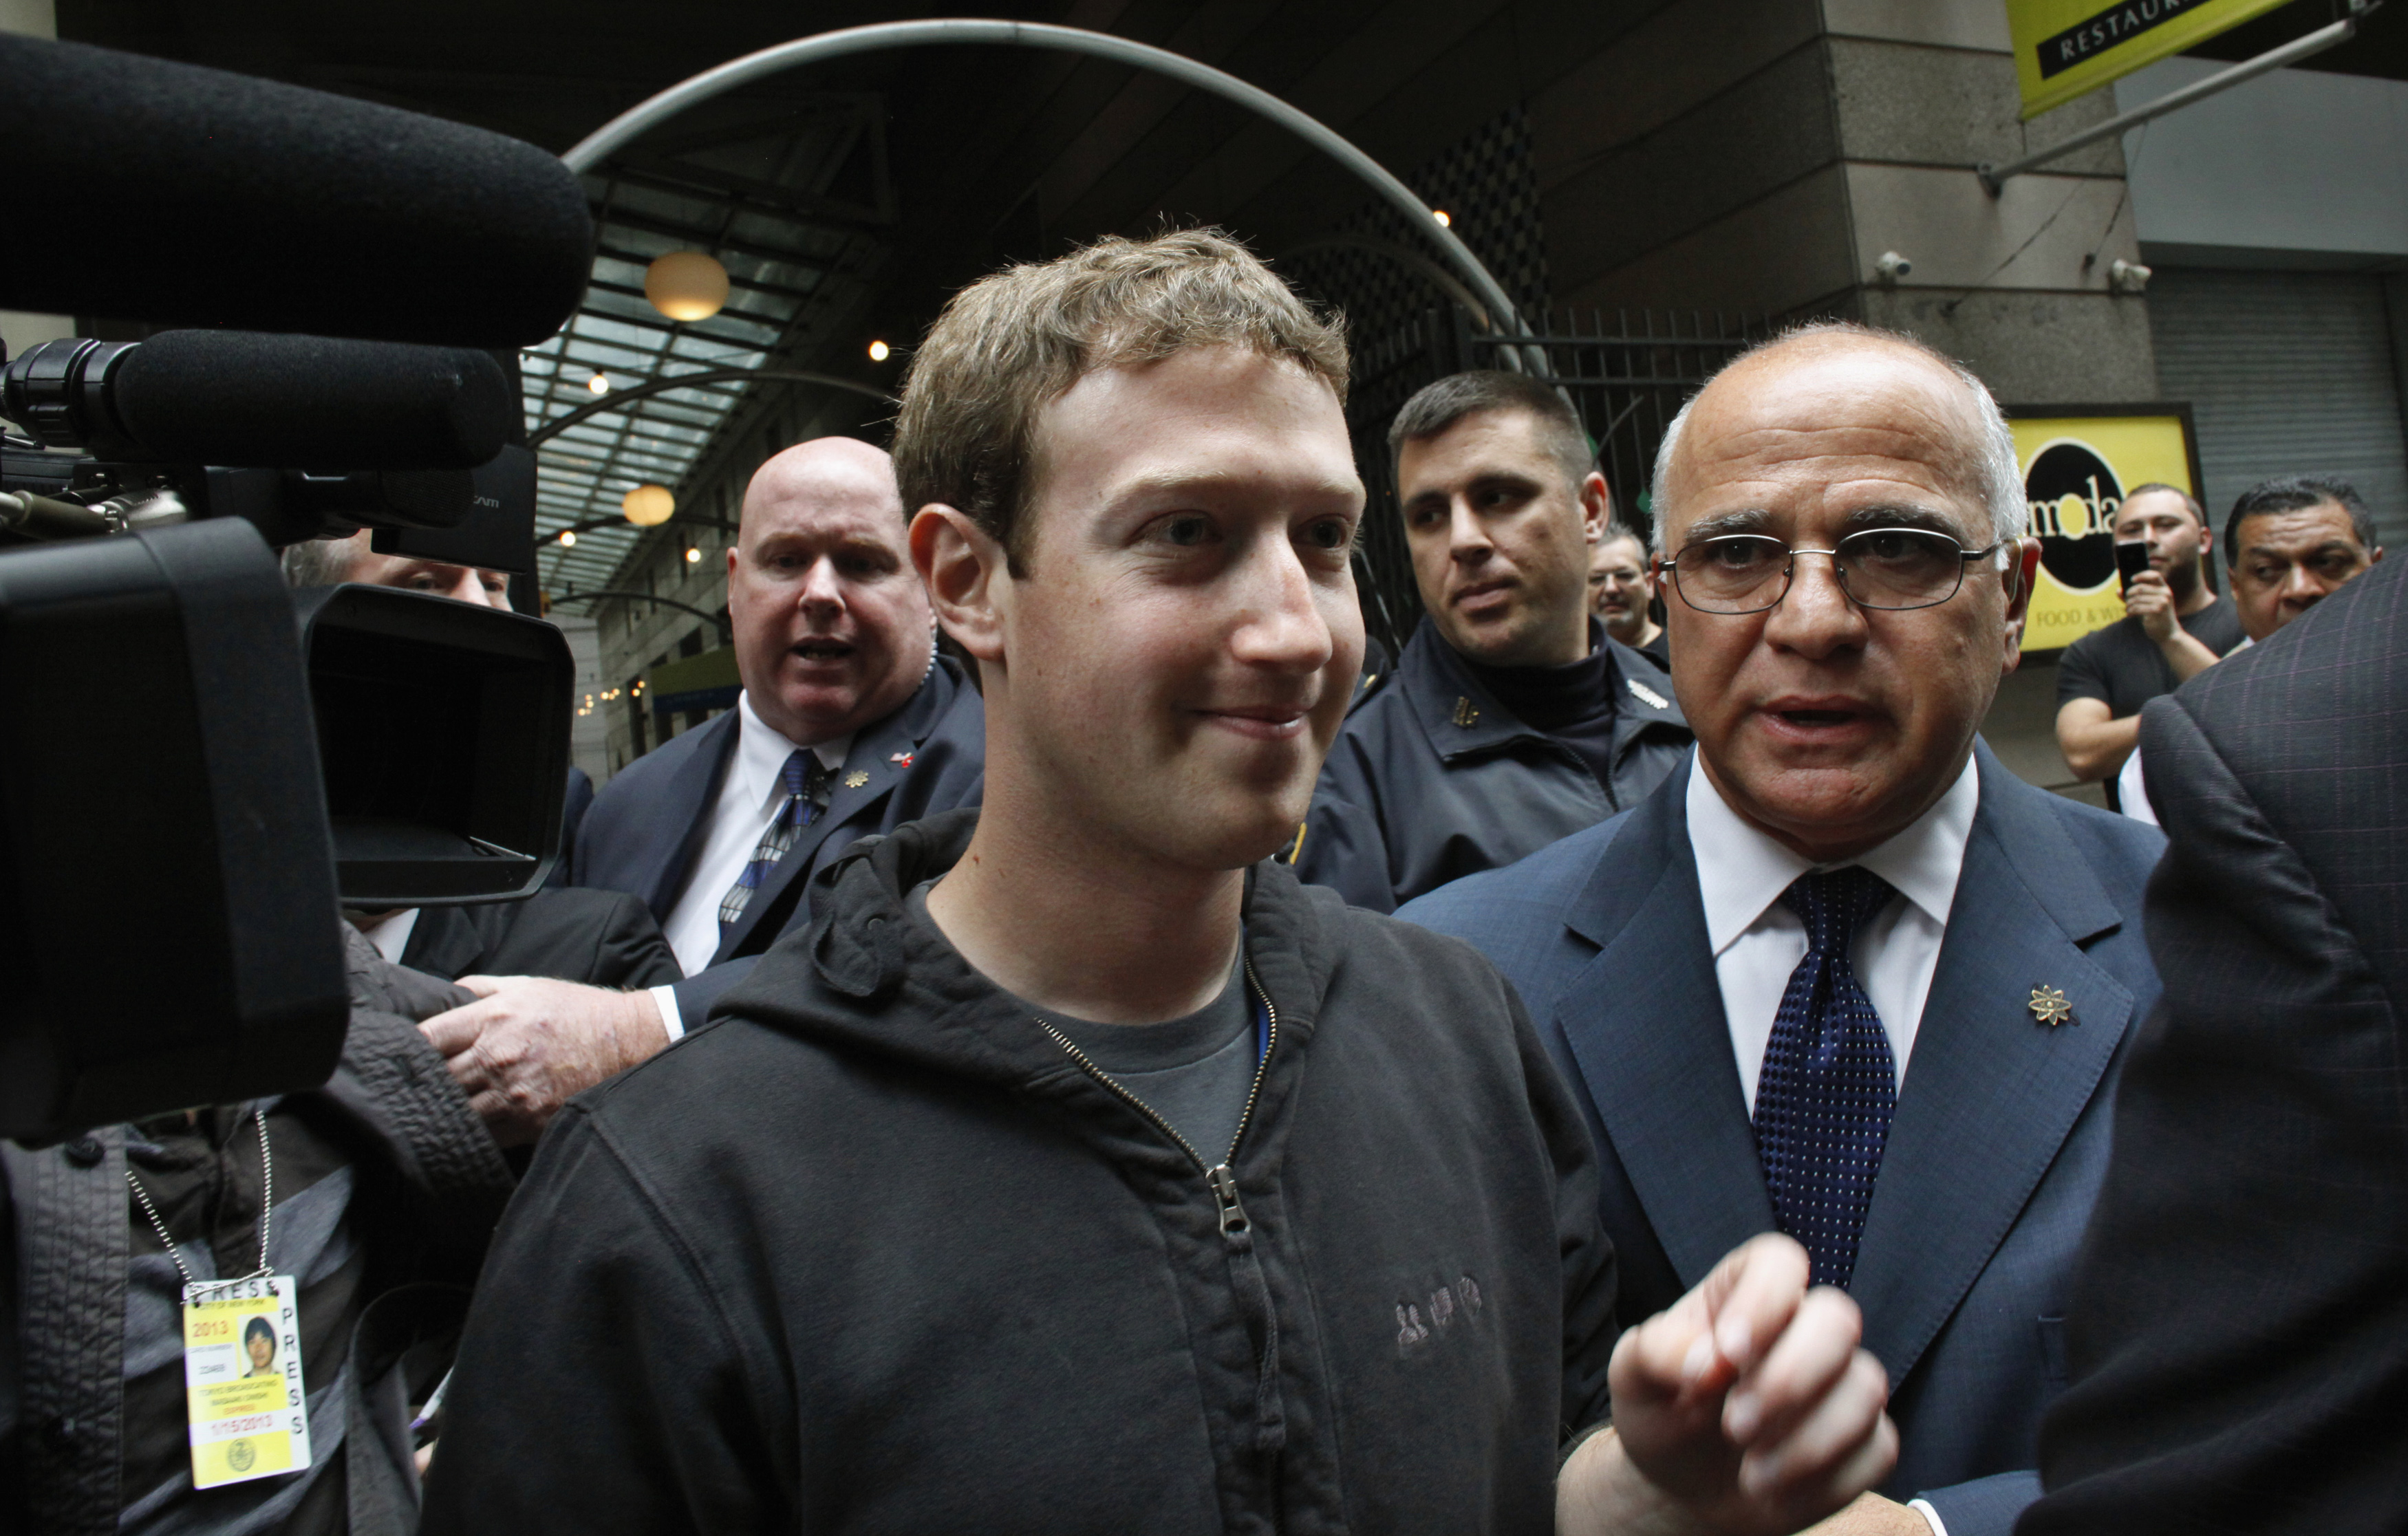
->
[0,437,569,1140]
[0,32,596,1142]
[0,518,345,1136]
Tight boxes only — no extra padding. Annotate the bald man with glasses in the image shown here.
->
[1404,324,2167,1536]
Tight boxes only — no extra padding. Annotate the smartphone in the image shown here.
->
[2114,539,2151,597]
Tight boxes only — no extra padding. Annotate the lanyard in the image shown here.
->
[127,1106,275,1286]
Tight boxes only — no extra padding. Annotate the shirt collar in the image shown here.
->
[1687,746,1979,956]
[735,692,852,815]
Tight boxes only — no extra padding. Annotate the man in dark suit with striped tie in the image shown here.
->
[1403,324,2166,1536]
[421,437,983,1143]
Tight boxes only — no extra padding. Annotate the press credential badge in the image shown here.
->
[182,1275,311,1488]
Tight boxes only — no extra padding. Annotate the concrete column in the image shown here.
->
[1531,0,2158,402]
[1828,0,2158,402]
[1822,1,2154,806]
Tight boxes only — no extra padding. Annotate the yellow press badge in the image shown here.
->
[182,1275,311,1489]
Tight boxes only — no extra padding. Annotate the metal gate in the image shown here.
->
[2148,268,2408,551]
[1347,305,1766,660]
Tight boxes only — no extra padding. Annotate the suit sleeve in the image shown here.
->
[1913,1469,2039,1536]
[2021,694,2408,1534]
[1291,737,1400,914]
[588,892,683,989]
[417,1107,790,1536]
[669,956,759,1031]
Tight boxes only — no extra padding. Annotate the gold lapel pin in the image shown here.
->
[1452,697,1480,728]
[2028,985,2074,1028]
[843,770,869,789]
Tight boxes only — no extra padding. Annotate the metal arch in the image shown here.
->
[547,588,732,639]
[530,367,896,446]
[559,19,1543,370]
[1277,235,1492,329]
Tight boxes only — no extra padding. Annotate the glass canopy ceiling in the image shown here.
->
[521,99,892,598]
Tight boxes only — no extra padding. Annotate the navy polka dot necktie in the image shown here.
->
[1754,866,1898,1292]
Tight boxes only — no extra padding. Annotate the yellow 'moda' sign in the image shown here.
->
[2011,408,2203,653]
[2007,0,2292,118]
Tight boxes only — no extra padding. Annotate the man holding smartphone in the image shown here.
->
[2052,484,2242,792]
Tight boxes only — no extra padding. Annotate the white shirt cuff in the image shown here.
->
[1908,1497,1948,1536]
[650,984,685,1043]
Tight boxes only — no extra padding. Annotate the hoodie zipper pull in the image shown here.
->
[1207,1163,1250,1237]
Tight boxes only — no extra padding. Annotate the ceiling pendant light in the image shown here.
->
[621,484,675,526]
[645,250,730,322]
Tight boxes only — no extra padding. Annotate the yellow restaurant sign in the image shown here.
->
[2012,407,2204,653]
[2007,0,2292,118]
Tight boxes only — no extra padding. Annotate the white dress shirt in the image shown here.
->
[358,907,420,965]
[2114,742,2158,828]
[1686,747,1980,1114]
[1688,753,1977,1536]
[649,692,852,1037]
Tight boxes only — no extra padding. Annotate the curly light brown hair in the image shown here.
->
[892,228,1349,572]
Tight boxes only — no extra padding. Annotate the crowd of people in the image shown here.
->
[4,228,2402,1536]
[2050,474,2383,822]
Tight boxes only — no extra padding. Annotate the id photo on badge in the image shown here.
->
[182,1275,312,1490]
[241,1315,280,1377]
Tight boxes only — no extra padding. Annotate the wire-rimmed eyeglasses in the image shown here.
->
[1662,529,2006,614]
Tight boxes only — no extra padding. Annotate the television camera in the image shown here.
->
[0,33,599,1141]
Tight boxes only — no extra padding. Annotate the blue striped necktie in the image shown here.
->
[1752,866,1898,1291]
[718,749,831,935]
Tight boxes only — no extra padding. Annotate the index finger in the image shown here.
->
[1613,1231,1809,1407]
[1701,1231,1810,1374]
[420,997,498,1058]
[453,974,533,998]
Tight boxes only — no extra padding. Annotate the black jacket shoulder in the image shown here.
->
[1296,617,1688,912]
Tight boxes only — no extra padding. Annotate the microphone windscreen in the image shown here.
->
[0,36,594,348]
[113,332,513,470]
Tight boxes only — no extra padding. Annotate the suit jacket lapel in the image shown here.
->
[645,711,742,921]
[1848,745,2133,1388]
[710,667,953,963]
[1556,761,1776,1288]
